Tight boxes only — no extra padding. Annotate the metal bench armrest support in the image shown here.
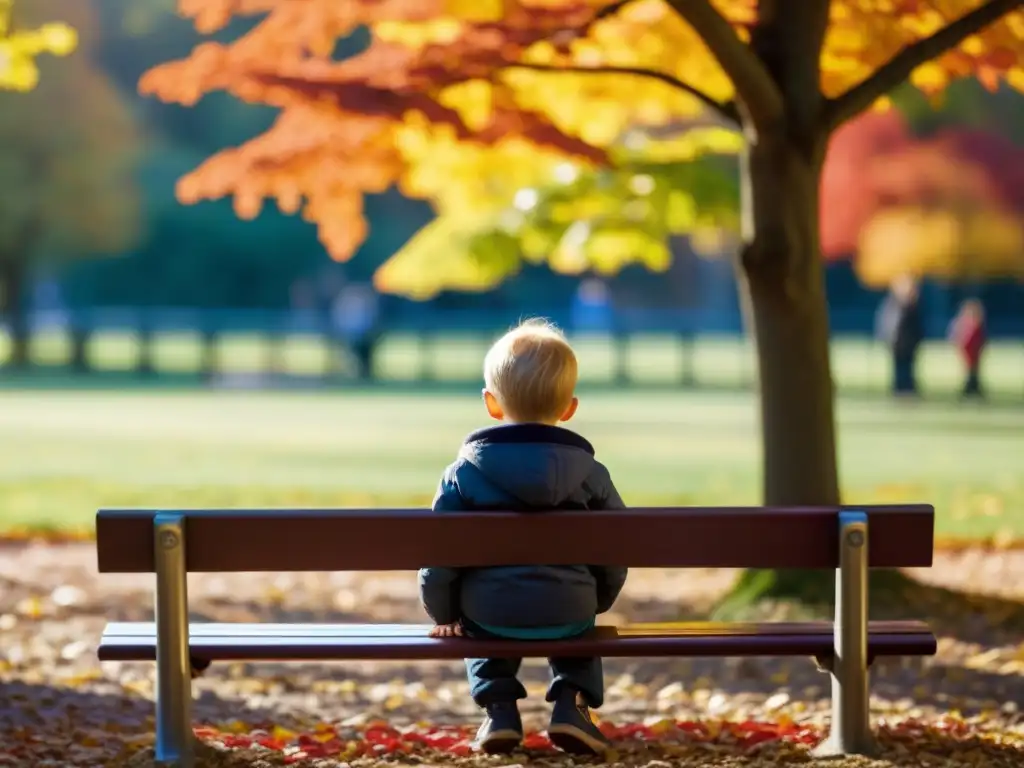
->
[154,513,194,767]
[814,510,876,757]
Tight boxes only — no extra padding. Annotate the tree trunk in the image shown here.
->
[1,257,31,369]
[743,134,839,506]
[717,131,914,614]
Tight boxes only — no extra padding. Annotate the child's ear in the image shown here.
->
[482,390,504,421]
[559,397,579,423]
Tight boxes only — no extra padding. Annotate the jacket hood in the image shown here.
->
[459,424,596,508]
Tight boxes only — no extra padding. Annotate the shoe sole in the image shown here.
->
[548,724,609,756]
[478,730,522,755]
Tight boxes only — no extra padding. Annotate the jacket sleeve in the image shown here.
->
[587,462,629,614]
[418,463,465,624]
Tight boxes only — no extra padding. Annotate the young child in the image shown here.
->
[419,318,627,757]
[948,299,986,398]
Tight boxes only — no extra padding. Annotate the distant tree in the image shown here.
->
[819,111,916,259]
[0,0,76,92]
[0,0,142,369]
[820,112,1024,287]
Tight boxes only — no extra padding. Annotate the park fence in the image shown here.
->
[1,306,1022,401]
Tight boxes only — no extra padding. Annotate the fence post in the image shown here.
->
[418,332,434,382]
[265,312,286,378]
[137,310,155,378]
[680,332,695,387]
[199,324,219,383]
[613,330,630,385]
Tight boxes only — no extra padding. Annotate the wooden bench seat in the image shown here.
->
[99,620,936,662]
[95,504,936,767]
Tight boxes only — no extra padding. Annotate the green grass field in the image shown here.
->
[0,388,1020,541]
[3,330,1023,397]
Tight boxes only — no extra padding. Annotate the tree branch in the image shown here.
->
[664,0,785,130]
[503,61,741,124]
[595,0,637,21]
[824,0,1021,131]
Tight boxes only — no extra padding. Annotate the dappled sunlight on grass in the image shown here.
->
[0,390,1020,541]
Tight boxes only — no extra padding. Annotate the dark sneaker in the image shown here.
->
[548,691,610,756]
[475,702,523,754]
[190,657,211,679]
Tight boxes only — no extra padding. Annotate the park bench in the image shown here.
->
[96,505,936,767]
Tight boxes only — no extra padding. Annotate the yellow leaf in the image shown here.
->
[871,95,893,113]
[272,725,297,741]
[993,528,1017,550]
[646,718,676,735]
[37,22,77,56]
[15,596,43,619]
[440,0,503,22]
[910,61,947,93]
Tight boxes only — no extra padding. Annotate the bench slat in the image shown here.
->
[98,621,936,662]
[95,505,935,573]
[101,620,928,638]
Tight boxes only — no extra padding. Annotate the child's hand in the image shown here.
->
[429,622,464,638]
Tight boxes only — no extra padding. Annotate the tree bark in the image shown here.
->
[719,130,916,613]
[1,256,31,369]
[742,134,839,506]
[715,129,840,613]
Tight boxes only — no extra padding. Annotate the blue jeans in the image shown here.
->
[462,619,604,709]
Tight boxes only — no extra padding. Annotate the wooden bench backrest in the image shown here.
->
[95,505,934,573]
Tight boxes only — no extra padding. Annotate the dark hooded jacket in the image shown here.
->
[418,423,628,628]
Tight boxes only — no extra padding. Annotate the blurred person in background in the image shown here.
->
[876,275,924,397]
[948,298,987,399]
[332,282,381,381]
[571,279,613,335]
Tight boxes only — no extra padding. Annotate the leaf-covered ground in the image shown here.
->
[2,543,1024,767]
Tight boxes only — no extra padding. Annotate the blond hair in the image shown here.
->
[484,318,578,423]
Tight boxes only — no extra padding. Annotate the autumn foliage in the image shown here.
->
[821,110,1024,286]
[1,0,142,365]
[0,0,77,92]
[0,0,141,257]
[141,0,1024,289]
[142,0,1024,514]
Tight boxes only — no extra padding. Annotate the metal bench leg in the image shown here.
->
[154,513,194,767]
[813,510,878,758]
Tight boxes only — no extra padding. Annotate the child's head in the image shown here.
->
[482,318,578,425]
[960,299,984,321]
[892,274,918,303]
